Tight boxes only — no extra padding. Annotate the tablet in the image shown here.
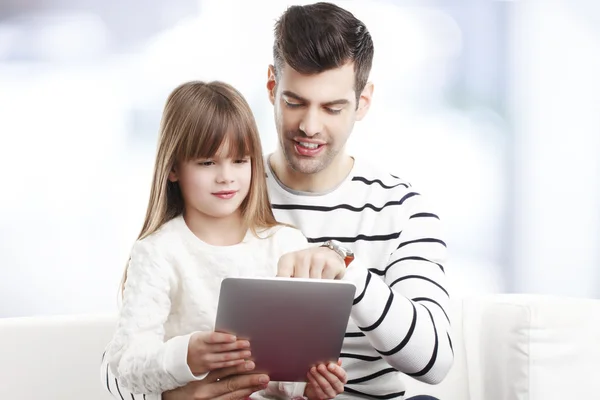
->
[214,277,356,382]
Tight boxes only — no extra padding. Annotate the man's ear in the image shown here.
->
[168,164,179,182]
[267,65,277,105]
[355,82,374,121]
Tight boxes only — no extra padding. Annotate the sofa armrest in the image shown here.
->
[0,313,116,400]
[466,294,600,400]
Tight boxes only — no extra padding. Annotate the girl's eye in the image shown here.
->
[235,158,250,164]
[198,161,214,166]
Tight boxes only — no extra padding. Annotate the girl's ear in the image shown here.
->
[168,164,179,182]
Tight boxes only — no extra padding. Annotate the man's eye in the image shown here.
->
[284,100,302,108]
[326,108,342,115]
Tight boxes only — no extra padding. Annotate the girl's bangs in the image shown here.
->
[181,106,254,161]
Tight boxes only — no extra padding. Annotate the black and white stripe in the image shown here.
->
[267,157,453,399]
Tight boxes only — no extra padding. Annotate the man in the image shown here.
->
[102,3,452,399]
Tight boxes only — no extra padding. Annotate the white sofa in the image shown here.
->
[1,294,599,400]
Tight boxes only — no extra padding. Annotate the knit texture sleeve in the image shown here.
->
[101,347,161,400]
[106,239,193,393]
[258,381,307,399]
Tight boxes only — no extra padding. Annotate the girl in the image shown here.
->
[104,81,346,400]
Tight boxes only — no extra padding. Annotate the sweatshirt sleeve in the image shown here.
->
[257,381,307,399]
[105,239,206,394]
[341,193,454,384]
[101,348,161,400]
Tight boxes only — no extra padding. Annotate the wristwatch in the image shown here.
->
[321,240,355,267]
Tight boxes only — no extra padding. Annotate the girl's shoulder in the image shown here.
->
[256,224,309,254]
[254,223,301,239]
[132,215,185,254]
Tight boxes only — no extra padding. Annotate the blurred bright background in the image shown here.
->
[1,0,599,318]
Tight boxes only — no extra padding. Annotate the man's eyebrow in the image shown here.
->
[323,99,350,107]
[282,90,307,102]
[282,90,350,107]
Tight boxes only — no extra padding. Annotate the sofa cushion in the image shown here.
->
[475,294,600,400]
[0,313,116,400]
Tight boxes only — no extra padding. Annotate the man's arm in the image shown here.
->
[341,193,453,384]
[277,193,453,384]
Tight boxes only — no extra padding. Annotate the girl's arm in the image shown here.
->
[105,240,204,394]
[101,348,161,400]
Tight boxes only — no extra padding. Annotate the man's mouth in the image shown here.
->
[293,140,325,156]
[296,141,320,149]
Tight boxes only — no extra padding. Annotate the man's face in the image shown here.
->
[267,62,371,175]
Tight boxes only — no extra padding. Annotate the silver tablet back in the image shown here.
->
[215,277,356,382]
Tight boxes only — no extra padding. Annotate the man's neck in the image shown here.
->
[183,209,247,246]
[269,151,354,193]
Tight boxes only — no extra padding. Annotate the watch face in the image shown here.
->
[323,240,353,257]
[337,244,352,257]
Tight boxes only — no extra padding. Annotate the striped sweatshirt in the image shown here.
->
[100,155,452,399]
[266,156,453,399]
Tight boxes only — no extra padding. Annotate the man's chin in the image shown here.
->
[288,159,326,175]
[282,147,330,174]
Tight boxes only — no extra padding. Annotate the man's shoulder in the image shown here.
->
[351,157,443,219]
[352,157,416,194]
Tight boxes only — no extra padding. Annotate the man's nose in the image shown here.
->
[298,109,323,137]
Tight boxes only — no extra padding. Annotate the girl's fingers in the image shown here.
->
[326,362,347,383]
[206,349,252,363]
[208,358,248,370]
[208,340,251,353]
[204,332,238,344]
[317,364,346,396]
[307,372,329,399]
[311,366,338,398]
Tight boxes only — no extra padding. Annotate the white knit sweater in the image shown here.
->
[105,215,313,398]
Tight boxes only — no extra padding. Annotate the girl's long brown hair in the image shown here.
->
[120,81,280,293]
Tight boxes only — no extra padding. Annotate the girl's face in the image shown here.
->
[169,145,252,222]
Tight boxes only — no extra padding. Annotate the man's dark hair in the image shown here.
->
[273,2,374,104]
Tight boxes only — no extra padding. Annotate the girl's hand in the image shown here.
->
[187,331,252,376]
[304,360,347,400]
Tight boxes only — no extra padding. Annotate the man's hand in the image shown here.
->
[304,360,347,400]
[277,246,346,280]
[162,361,269,400]
[187,332,251,376]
